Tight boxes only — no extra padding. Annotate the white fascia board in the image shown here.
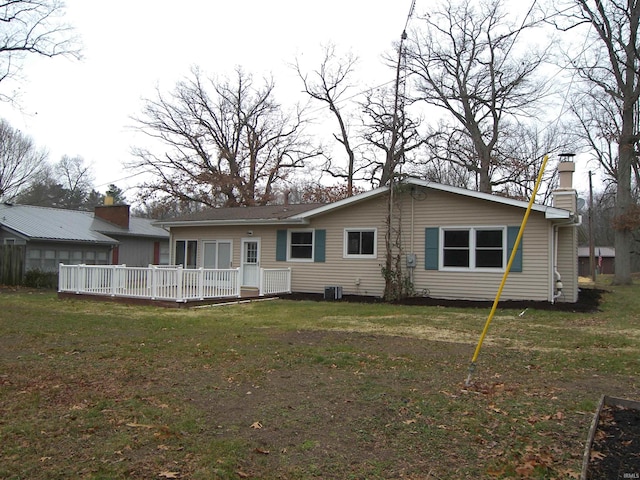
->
[292,186,390,220]
[157,218,310,228]
[405,178,571,219]
[544,209,573,220]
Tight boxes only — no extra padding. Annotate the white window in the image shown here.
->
[441,227,505,270]
[288,230,314,261]
[344,229,377,258]
[175,240,197,268]
[203,241,232,268]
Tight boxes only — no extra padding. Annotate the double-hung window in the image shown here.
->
[442,227,505,270]
[289,230,314,261]
[344,229,377,258]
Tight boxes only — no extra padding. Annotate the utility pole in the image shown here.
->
[589,171,596,282]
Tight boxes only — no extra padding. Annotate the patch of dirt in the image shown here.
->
[587,404,640,479]
[282,286,605,313]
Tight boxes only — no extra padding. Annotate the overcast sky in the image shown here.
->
[0,0,409,196]
[0,0,594,200]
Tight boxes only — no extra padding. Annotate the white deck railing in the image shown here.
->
[58,264,291,302]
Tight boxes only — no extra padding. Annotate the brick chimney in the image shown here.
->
[94,201,130,229]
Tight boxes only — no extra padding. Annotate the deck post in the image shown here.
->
[176,265,184,302]
[259,268,264,296]
[150,265,157,300]
[78,264,86,294]
[198,267,204,300]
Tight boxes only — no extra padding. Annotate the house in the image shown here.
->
[578,246,615,276]
[157,160,580,304]
[0,202,170,273]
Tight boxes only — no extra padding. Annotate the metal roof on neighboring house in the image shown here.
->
[578,246,615,257]
[0,203,168,244]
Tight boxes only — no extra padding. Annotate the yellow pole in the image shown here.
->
[465,154,550,387]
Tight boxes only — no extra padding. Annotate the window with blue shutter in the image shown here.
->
[314,229,326,263]
[276,230,287,261]
[507,226,523,272]
[276,229,326,262]
[425,227,439,270]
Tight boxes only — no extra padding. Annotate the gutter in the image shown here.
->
[156,218,311,228]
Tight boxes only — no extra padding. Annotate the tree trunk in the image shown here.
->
[612,107,635,285]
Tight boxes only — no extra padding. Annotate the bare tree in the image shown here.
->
[55,155,93,205]
[494,123,574,202]
[555,0,640,285]
[0,0,79,101]
[294,45,365,196]
[15,154,99,209]
[0,118,46,200]
[130,67,322,207]
[406,0,551,193]
[360,85,425,185]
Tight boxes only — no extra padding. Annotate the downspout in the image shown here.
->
[551,215,582,303]
[552,224,562,302]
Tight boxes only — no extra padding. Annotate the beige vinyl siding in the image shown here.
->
[168,185,572,302]
[286,197,390,297]
[403,188,552,301]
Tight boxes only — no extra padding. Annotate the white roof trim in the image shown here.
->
[158,218,310,228]
[293,185,390,219]
[293,179,571,221]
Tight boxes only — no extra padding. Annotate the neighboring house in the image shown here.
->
[578,246,615,276]
[0,203,169,273]
[157,160,580,303]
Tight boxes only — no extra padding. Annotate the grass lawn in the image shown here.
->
[0,279,638,479]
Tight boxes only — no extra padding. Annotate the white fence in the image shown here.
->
[58,264,291,302]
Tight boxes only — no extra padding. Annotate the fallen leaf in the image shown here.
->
[158,472,180,479]
[402,419,417,425]
[126,423,155,429]
[486,465,506,477]
[250,421,263,429]
[515,461,535,476]
[254,447,270,454]
[236,470,250,478]
[590,450,606,461]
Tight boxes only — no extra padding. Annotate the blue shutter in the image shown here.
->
[425,227,439,270]
[314,229,326,263]
[507,226,523,272]
[276,230,287,261]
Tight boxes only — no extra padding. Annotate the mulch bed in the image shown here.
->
[587,404,640,479]
[282,286,605,313]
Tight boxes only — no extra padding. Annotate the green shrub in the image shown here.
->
[23,269,58,289]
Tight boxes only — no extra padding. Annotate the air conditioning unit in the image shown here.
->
[324,285,343,300]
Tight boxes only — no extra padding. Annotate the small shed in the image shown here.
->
[578,246,615,276]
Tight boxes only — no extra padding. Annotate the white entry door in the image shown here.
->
[241,238,260,287]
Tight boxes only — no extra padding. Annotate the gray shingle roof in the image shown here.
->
[165,203,324,223]
[0,203,168,243]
